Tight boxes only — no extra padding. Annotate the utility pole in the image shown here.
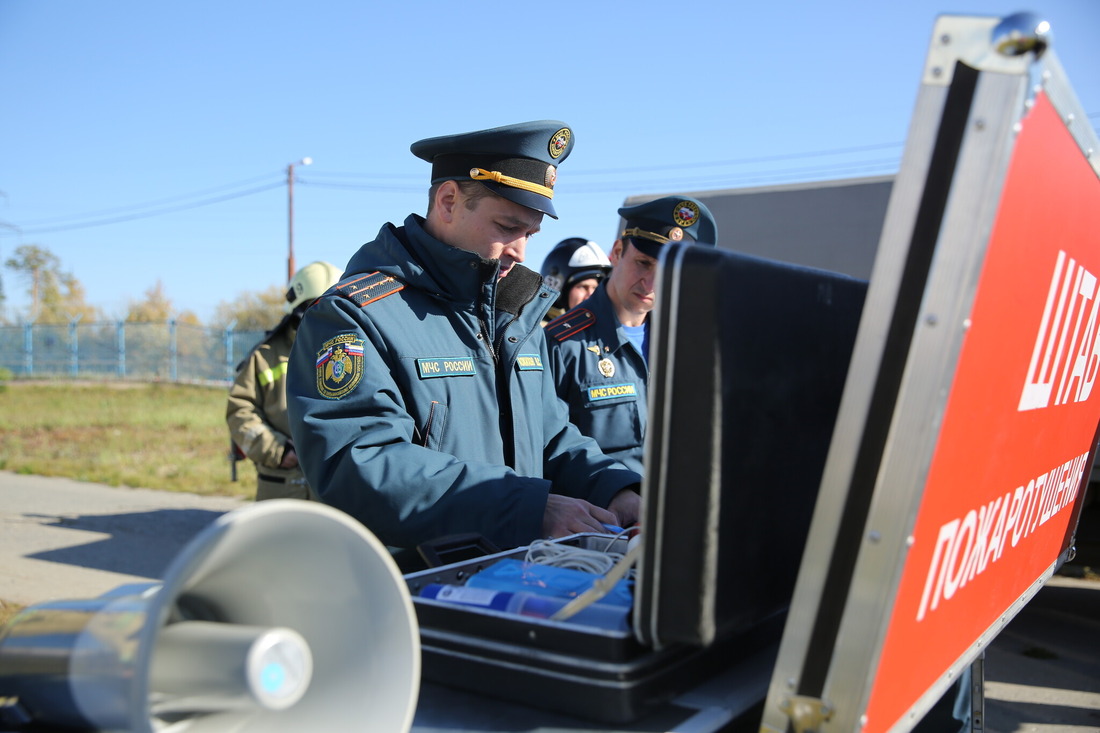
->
[287,157,312,283]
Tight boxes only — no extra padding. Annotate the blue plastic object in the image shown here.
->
[420,583,629,631]
[464,559,633,608]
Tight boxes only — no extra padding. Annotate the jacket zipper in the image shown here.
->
[477,284,498,363]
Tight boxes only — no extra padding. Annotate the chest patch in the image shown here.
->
[417,357,477,379]
[316,334,365,399]
[587,382,638,402]
[516,354,544,371]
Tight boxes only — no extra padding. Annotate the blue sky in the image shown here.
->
[1,1,1097,323]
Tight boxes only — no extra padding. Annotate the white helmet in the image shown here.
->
[286,261,342,312]
[540,238,612,310]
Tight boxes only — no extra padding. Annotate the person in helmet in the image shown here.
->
[546,196,718,475]
[539,238,612,321]
[227,260,341,500]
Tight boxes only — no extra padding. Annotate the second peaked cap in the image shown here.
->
[617,195,718,258]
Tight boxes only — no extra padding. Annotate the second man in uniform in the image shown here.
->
[546,196,717,475]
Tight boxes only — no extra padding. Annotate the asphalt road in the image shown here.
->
[0,471,247,607]
[1,471,1098,732]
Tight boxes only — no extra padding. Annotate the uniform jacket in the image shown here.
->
[546,282,649,476]
[286,215,641,551]
[227,316,310,496]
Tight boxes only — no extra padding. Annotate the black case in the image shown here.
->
[405,246,868,723]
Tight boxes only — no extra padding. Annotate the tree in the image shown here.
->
[4,244,98,323]
[5,244,52,319]
[124,280,199,325]
[211,285,286,332]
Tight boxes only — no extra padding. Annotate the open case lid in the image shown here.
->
[634,244,868,652]
[756,13,1100,733]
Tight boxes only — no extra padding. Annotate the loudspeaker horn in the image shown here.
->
[0,500,420,732]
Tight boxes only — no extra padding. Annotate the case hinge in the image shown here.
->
[778,695,833,733]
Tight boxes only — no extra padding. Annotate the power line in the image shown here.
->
[3,120,1094,237]
[2,149,907,236]
[564,157,902,194]
[299,179,425,193]
[297,142,909,181]
[2,181,285,236]
[298,144,909,193]
[301,171,425,181]
[11,172,284,227]
[568,142,907,176]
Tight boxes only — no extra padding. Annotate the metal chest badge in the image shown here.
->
[598,357,615,378]
[316,333,365,399]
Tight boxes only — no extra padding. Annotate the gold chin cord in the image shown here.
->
[469,167,554,199]
[621,227,670,245]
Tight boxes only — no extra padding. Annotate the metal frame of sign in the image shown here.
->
[761,13,1100,733]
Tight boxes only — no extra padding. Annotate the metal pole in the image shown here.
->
[169,319,178,382]
[970,652,985,732]
[23,322,32,376]
[117,321,126,378]
[224,320,237,381]
[286,157,310,284]
[69,314,83,377]
[287,163,296,284]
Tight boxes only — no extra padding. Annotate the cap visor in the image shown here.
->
[479,180,558,219]
[627,238,664,259]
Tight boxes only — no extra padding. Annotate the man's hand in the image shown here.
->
[279,447,299,469]
[542,495,618,539]
[607,487,641,528]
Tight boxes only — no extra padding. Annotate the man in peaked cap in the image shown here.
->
[546,195,718,475]
[286,121,641,569]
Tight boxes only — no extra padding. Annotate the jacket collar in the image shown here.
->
[346,214,498,306]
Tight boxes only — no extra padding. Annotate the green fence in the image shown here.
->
[0,321,268,383]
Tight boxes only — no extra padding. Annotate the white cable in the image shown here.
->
[524,539,622,574]
[550,543,643,622]
[523,527,636,574]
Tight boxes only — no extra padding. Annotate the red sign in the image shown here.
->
[865,92,1100,732]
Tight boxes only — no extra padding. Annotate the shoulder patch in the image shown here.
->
[545,308,596,342]
[316,333,365,399]
[335,272,404,308]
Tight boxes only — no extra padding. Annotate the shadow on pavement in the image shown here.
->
[986,697,1100,730]
[984,580,1100,731]
[22,508,230,580]
[986,582,1100,684]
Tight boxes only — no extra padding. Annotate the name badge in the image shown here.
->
[516,354,544,371]
[587,383,638,402]
[417,357,477,379]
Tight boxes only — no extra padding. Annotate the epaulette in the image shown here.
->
[545,307,596,342]
[334,272,404,308]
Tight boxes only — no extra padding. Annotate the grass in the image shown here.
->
[0,381,255,498]
[0,381,256,626]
